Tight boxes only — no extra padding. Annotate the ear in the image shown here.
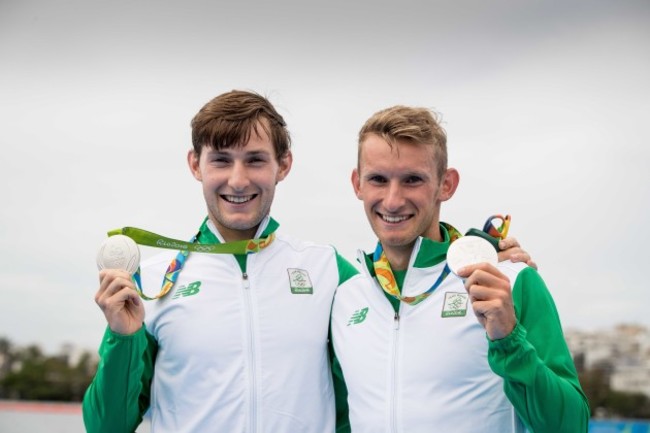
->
[275,150,293,183]
[187,149,202,181]
[351,168,362,199]
[438,168,459,202]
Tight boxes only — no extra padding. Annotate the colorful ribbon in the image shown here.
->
[372,222,461,306]
[109,226,276,301]
[482,214,511,239]
[373,243,451,305]
[372,218,506,306]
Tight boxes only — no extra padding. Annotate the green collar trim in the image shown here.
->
[363,222,452,275]
[196,216,280,245]
[412,224,451,268]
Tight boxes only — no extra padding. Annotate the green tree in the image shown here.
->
[579,360,650,419]
[0,337,97,402]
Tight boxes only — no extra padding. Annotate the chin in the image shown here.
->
[377,234,414,249]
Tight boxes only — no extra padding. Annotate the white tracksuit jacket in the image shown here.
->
[331,233,588,433]
[83,216,363,433]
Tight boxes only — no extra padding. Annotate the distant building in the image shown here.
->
[565,324,650,398]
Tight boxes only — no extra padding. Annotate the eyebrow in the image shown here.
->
[208,149,271,157]
[363,169,430,179]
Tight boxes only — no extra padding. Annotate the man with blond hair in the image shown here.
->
[331,105,589,433]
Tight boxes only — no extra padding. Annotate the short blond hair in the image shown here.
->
[358,105,447,178]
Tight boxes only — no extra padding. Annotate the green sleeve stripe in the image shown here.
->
[329,328,351,433]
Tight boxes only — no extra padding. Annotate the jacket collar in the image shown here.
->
[360,222,453,276]
[196,215,279,245]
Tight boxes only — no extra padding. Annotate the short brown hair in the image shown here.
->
[191,90,291,160]
[358,105,448,178]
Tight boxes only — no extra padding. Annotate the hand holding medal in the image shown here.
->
[95,225,276,301]
[449,214,517,340]
[446,214,511,275]
[95,235,144,336]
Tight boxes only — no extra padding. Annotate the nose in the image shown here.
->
[382,180,405,212]
[228,161,250,191]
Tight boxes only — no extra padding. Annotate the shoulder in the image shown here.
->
[496,259,529,278]
[498,264,561,325]
[273,232,360,284]
[273,232,338,254]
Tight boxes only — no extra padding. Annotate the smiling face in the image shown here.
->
[352,133,458,268]
[188,122,292,241]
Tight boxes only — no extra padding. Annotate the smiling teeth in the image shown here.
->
[224,195,254,203]
[382,215,408,223]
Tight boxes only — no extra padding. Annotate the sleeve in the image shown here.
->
[82,325,158,433]
[329,331,351,433]
[331,250,358,433]
[487,267,590,433]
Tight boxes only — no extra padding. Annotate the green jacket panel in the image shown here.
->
[489,266,590,433]
[82,326,157,433]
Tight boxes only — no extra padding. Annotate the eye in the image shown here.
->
[211,156,231,165]
[404,175,424,185]
[366,174,387,185]
[247,156,267,165]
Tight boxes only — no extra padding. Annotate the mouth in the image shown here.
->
[221,194,257,204]
[377,212,412,224]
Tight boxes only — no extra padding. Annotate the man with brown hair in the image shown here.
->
[331,105,590,433]
[83,90,362,433]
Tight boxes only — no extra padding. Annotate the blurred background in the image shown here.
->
[1,0,649,430]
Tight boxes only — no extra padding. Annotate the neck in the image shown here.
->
[423,222,443,242]
[211,220,260,243]
[382,243,414,271]
[221,229,258,242]
[380,222,443,271]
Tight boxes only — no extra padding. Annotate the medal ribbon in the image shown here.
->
[108,226,275,255]
[108,226,276,301]
[482,214,511,239]
[372,222,462,306]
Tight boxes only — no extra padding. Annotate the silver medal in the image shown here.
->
[446,235,498,275]
[96,234,141,275]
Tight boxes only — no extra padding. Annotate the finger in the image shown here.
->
[464,268,511,297]
[97,285,142,315]
[498,237,520,250]
[467,282,510,304]
[97,269,132,293]
[500,250,528,263]
[110,286,142,308]
[96,271,136,305]
[97,276,134,304]
[458,262,507,283]
[102,287,144,335]
[497,250,539,270]
[456,262,486,278]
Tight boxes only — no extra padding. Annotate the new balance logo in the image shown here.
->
[347,307,369,326]
[172,281,201,299]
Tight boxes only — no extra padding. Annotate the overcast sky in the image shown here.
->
[1,0,649,353]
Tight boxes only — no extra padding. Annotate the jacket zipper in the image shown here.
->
[242,271,257,433]
[389,308,400,433]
